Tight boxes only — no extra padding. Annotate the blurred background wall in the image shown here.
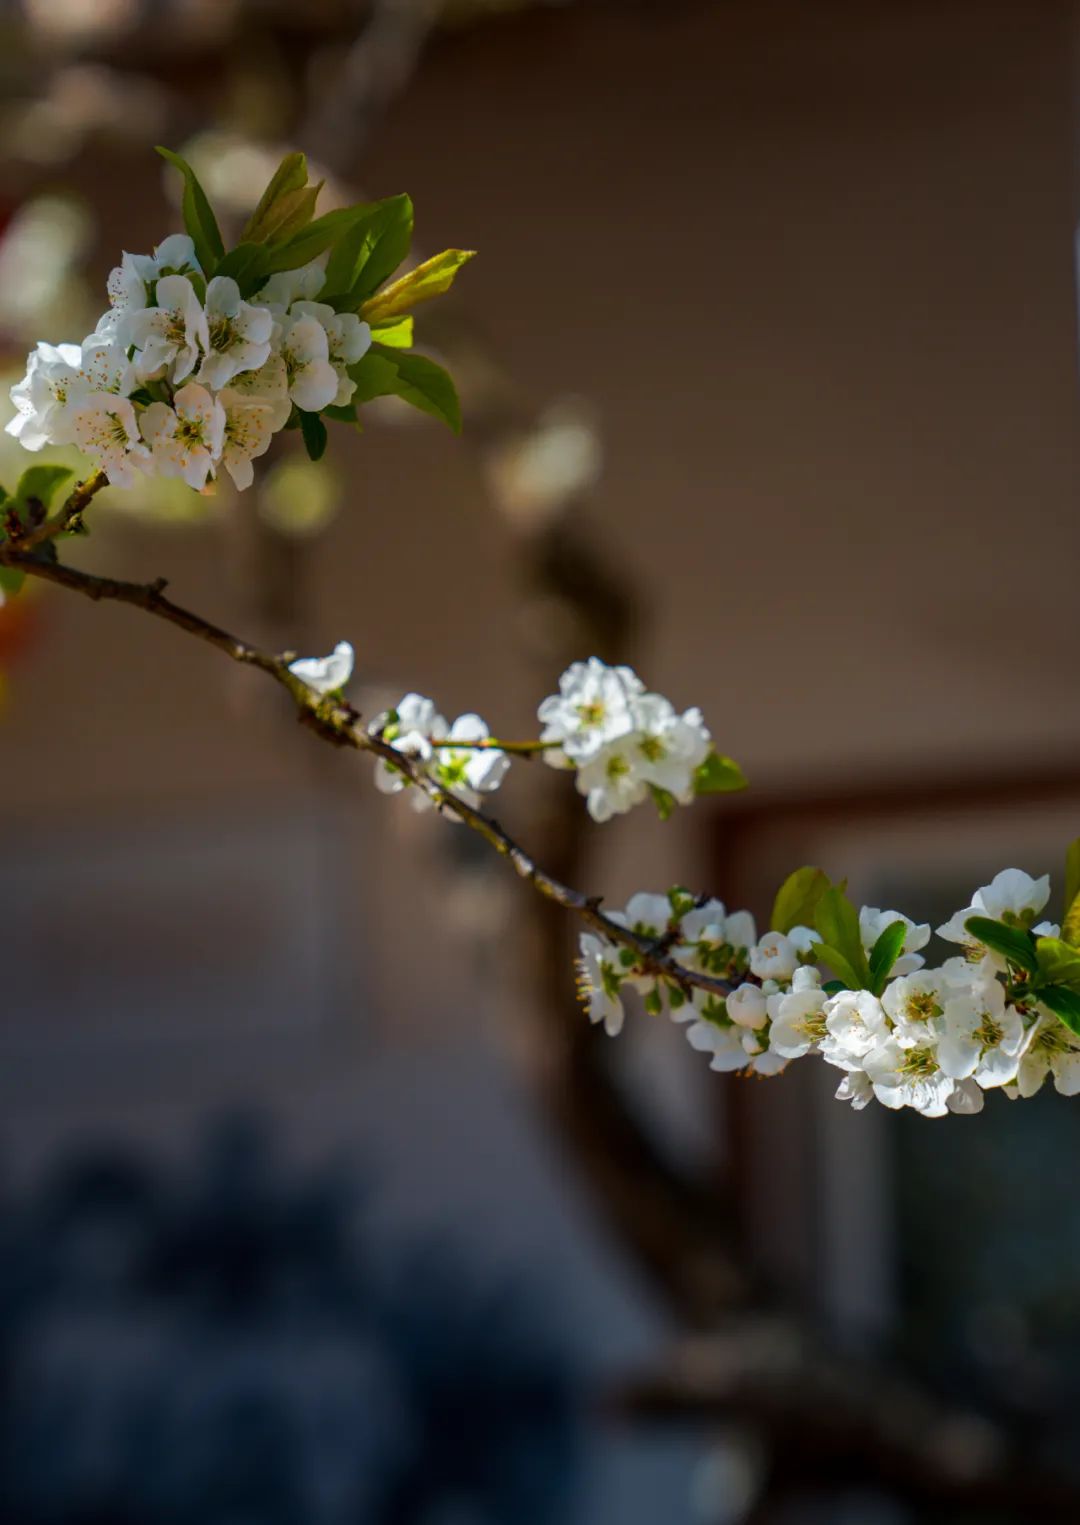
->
[1,2,1080,1522]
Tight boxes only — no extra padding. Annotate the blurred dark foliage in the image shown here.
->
[0,1116,583,1525]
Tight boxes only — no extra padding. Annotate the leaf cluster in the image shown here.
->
[157,147,474,448]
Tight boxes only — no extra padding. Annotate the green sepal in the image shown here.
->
[963,915,1038,976]
[359,248,475,322]
[868,919,908,996]
[643,987,664,1017]
[348,345,461,433]
[156,146,224,274]
[693,751,747,795]
[667,885,697,920]
[1038,984,1080,1034]
[648,784,676,821]
[771,866,830,937]
[298,410,328,462]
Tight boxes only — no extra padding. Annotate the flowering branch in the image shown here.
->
[6,144,1080,1121]
[0,534,734,1005]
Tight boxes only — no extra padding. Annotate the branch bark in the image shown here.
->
[0,535,733,1005]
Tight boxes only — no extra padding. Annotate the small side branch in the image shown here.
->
[0,543,732,1003]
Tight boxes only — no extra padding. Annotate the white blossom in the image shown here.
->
[428,713,510,810]
[370,693,445,802]
[576,933,625,1036]
[819,988,888,1073]
[769,986,829,1059]
[936,976,1025,1088]
[749,931,799,983]
[288,640,354,696]
[723,911,757,958]
[938,868,1051,949]
[947,1078,986,1115]
[197,276,274,390]
[70,393,150,487]
[859,905,930,977]
[628,693,711,804]
[255,260,327,312]
[726,982,768,1030]
[217,389,276,490]
[1014,1015,1080,1098]
[6,341,86,449]
[834,1071,874,1110]
[685,996,750,1072]
[862,1037,954,1118]
[575,734,650,822]
[277,313,339,413]
[881,970,948,1049]
[126,274,208,383]
[538,657,644,764]
[740,1024,788,1076]
[140,383,225,490]
[105,233,201,318]
[224,353,291,431]
[291,300,372,405]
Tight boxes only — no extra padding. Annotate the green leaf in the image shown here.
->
[251,183,322,246]
[693,752,748,795]
[0,565,25,598]
[813,942,865,992]
[349,345,461,433]
[323,194,414,308]
[156,146,224,274]
[771,866,830,936]
[963,915,1038,976]
[1038,984,1080,1034]
[214,241,273,297]
[1066,839,1080,921]
[1035,936,1080,990]
[814,886,871,988]
[5,464,76,536]
[868,920,908,995]
[648,784,676,821]
[241,151,309,242]
[323,402,358,424]
[298,410,328,462]
[359,248,475,322]
[262,207,365,275]
[1063,895,1080,950]
[369,316,414,349]
[1062,838,1080,946]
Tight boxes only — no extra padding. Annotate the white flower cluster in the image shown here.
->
[577,870,1080,1117]
[5,234,370,491]
[368,694,510,814]
[537,657,713,822]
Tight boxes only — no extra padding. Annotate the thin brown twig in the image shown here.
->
[0,527,733,1004]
